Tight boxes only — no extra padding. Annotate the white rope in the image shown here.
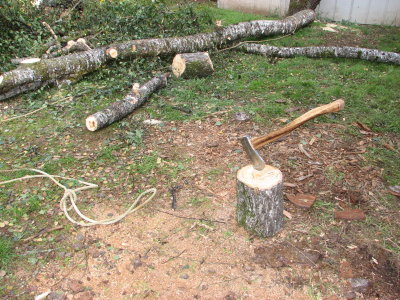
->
[0,168,156,227]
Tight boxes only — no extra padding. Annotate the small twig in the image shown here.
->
[154,208,226,224]
[161,249,186,264]
[56,0,83,23]
[22,225,64,242]
[298,143,313,158]
[42,21,60,44]
[1,96,72,123]
[285,241,317,266]
[51,256,86,288]
[217,33,294,53]
[170,185,182,210]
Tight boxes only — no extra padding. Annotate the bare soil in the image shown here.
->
[10,111,399,299]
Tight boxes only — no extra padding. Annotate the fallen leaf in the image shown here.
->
[0,270,5,277]
[334,209,366,220]
[275,99,287,103]
[388,186,400,197]
[286,193,316,208]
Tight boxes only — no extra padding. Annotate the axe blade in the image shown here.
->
[241,136,266,171]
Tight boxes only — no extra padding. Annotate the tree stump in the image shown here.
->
[172,52,214,78]
[236,164,283,237]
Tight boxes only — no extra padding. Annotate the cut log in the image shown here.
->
[239,44,400,65]
[236,164,284,237]
[0,9,316,101]
[172,52,214,78]
[85,73,169,131]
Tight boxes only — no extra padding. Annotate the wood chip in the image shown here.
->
[309,136,317,145]
[283,210,293,219]
[283,182,297,188]
[383,143,396,151]
[334,209,366,220]
[286,193,316,208]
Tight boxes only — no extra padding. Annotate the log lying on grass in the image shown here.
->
[85,73,169,131]
[0,9,316,101]
[239,44,400,65]
[237,164,284,237]
[172,52,214,78]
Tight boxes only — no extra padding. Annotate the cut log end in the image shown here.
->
[106,48,118,58]
[237,164,283,190]
[172,54,185,77]
[132,45,137,52]
[86,116,98,132]
[172,52,214,79]
[237,164,284,237]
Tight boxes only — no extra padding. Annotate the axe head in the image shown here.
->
[240,136,266,171]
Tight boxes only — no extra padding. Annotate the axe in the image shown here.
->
[241,99,345,170]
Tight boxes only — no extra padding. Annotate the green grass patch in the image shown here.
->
[0,237,15,268]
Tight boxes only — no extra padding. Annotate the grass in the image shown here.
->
[0,237,14,269]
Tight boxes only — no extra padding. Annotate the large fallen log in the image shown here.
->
[0,9,316,101]
[239,44,400,65]
[85,73,169,131]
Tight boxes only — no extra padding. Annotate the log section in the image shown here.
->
[86,73,168,131]
[237,164,284,237]
[172,52,214,78]
[239,44,400,65]
[0,9,316,101]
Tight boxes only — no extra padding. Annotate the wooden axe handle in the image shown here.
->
[252,99,345,150]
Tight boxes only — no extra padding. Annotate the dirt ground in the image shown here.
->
[8,110,398,299]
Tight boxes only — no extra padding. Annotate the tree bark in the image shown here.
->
[172,52,214,78]
[239,44,400,65]
[288,0,321,15]
[0,9,316,101]
[236,164,284,237]
[85,73,169,131]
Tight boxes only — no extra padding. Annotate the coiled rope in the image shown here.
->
[0,168,156,227]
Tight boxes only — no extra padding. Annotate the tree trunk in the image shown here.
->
[85,73,169,131]
[239,44,400,65]
[172,52,214,78]
[236,164,284,237]
[288,0,321,15]
[0,9,316,101]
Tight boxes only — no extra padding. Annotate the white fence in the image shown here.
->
[218,0,400,26]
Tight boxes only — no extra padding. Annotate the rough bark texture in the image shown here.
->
[236,165,284,237]
[288,0,321,15]
[0,9,316,101]
[172,52,214,78]
[239,44,400,65]
[85,73,169,131]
